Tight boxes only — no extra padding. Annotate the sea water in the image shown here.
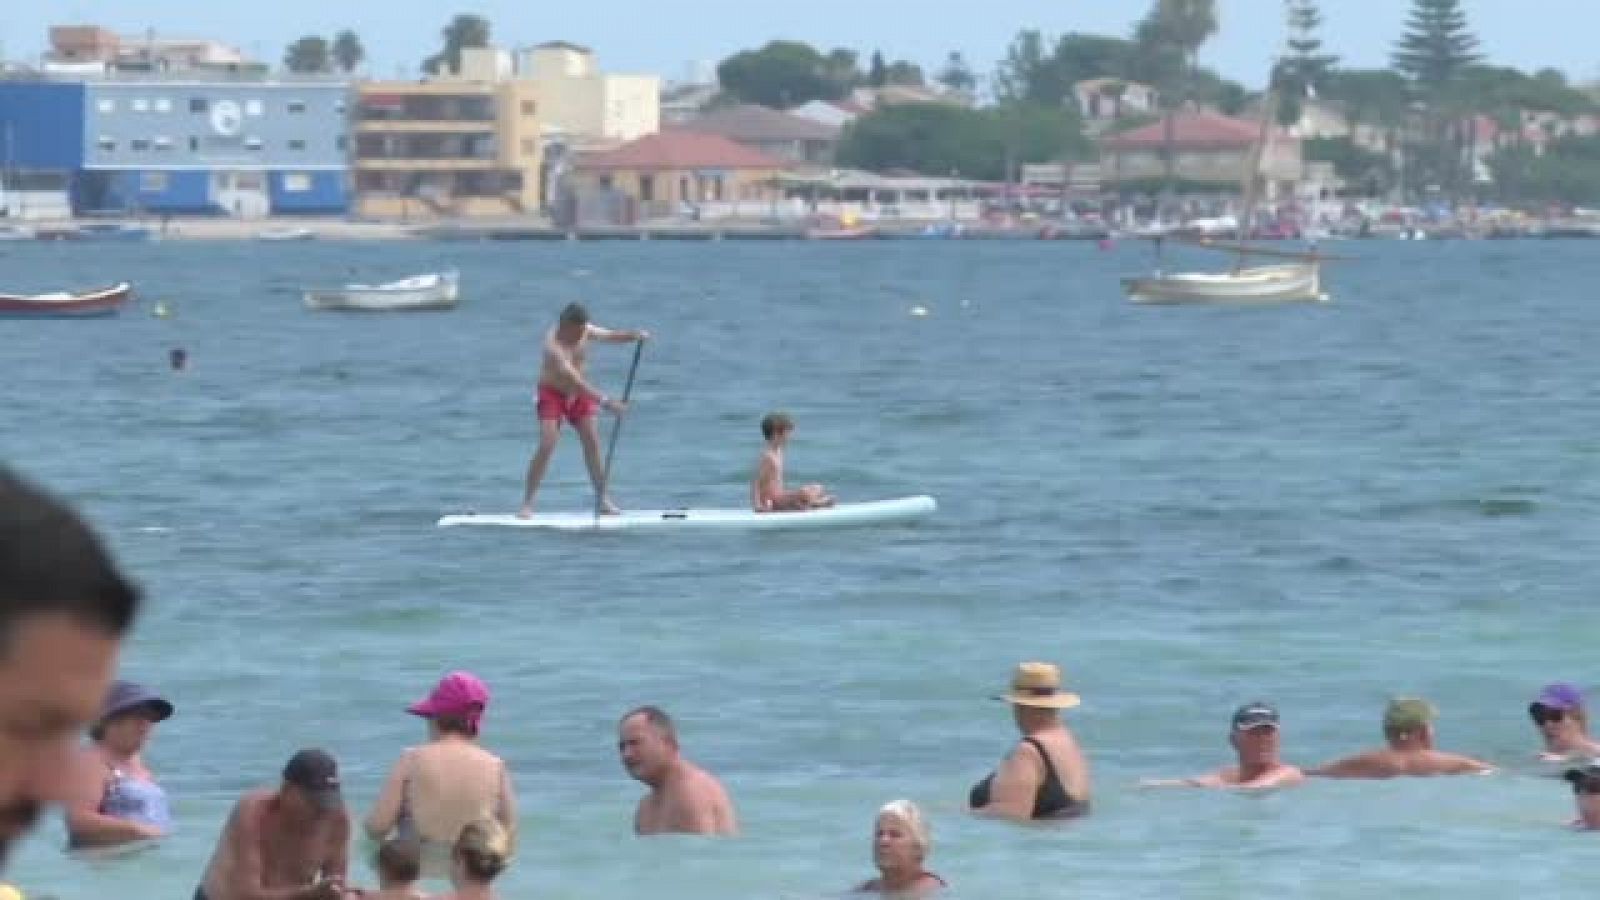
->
[3,238,1600,898]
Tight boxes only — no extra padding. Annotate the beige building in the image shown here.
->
[1099,110,1302,200]
[351,49,541,218]
[569,130,788,223]
[517,42,659,143]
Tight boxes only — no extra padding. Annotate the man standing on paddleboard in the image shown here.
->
[520,303,649,518]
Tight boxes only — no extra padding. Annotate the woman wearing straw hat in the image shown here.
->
[968,662,1091,821]
[63,680,174,849]
[366,672,517,878]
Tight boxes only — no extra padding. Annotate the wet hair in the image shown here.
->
[559,302,589,327]
[621,705,678,745]
[454,818,511,882]
[761,412,793,440]
[432,712,479,738]
[376,837,422,884]
[0,467,140,658]
[877,799,931,858]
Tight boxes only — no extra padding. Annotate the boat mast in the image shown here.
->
[1233,65,1280,274]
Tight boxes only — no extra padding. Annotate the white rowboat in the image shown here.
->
[303,269,459,312]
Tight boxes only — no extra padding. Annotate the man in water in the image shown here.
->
[519,303,648,518]
[618,706,737,836]
[194,748,354,900]
[1311,697,1493,779]
[751,412,834,513]
[1142,702,1306,790]
[0,468,141,873]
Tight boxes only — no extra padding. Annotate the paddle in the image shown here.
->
[594,338,645,525]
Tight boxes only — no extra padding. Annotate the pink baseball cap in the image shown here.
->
[407,671,490,732]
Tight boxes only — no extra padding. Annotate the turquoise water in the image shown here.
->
[4,237,1600,898]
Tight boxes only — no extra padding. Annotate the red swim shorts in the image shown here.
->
[536,384,597,425]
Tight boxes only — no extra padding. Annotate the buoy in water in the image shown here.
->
[152,301,171,318]
[169,347,187,371]
[909,305,929,317]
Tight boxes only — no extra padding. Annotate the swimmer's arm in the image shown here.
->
[325,811,351,886]
[362,750,410,841]
[230,799,330,900]
[1139,772,1224,788]
[495,759,519,853]
[62,753,165,844]
[543,333,607,400]
[1232,766,1306,790]
[1307,754,1380,779]
[1443,754,1496,775]
[973,745,1041,820]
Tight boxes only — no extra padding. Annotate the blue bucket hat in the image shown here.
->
[99,680,174,724]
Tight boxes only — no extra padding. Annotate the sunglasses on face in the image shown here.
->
[1529,703,1566,725]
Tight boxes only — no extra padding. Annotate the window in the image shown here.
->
[246,100,264,117]
[154,97,172,112]
[189,136,199,152]
[244,137,263,150]
[130,139,151,152]
[153,136,172,150]
[282,172,312,193]
[520,139,536,155]
[288,139,306,151]
[97,98,115,113]
[140,172,169,192]
[336,135,347,152]
[287,100,307,114]
[189,97,208,113]
[640,175,655,203]
[97,137,115,152]
[521,100,536,116]
[132,97,149,112]
[334,101,346,114]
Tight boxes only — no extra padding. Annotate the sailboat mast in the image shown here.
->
[1234,74,1279,274]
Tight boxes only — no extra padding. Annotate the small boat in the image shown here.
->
[0,282,133,318]
[256,226,317,242]
[303,269,459,312]
[1123,260,1325,305]
[806,225,877,240]
[74,223,155,242]
[0,224,35,241]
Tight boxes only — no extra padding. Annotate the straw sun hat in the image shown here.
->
[995,662,1081,709]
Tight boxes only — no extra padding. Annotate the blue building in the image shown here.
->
[0,75,350,216]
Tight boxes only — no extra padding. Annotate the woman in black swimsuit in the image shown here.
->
[968,662,1092,821]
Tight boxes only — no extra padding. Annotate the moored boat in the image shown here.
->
[256,226,317,242]
[0,282,133,318]
[303,269,459,312]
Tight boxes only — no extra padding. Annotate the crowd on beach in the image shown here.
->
[3,463,1600,898]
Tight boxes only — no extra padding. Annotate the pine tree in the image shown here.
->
[869,51,888,88]
[1276,0,1338,124]
[1391,0,1480,91]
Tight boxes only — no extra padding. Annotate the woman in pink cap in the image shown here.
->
[365,672,517,878]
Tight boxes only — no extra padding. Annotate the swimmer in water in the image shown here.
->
[169,348,187,371]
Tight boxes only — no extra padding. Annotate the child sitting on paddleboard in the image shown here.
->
[751,412,835,513]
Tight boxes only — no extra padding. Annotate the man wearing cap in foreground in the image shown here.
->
[1529,683,1600,762]
[1311,697,1493,780]
[1142,702,1305,790]
[1562,763,1600,830]
[194,748,355,900]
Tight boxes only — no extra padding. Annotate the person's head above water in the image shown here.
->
[1383,697,1436,747]
[557,302,589,338]
[761,412,794,442]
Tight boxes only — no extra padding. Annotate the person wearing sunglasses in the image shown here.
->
[1562,763,1600,830]
[1529,684,1600,762]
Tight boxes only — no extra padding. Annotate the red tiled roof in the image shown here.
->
[1101,111,1287,150]
[577,129,788,171]
[684,104,838,142]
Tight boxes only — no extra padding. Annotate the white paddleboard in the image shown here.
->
[436,495,936,531]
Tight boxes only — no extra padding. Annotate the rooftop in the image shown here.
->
[1100,110,1288,150]
[578,129,788,171]
[683,103,839,142]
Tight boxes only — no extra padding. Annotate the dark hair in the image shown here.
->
[621,705,678,744]
[0,467,139,656]
[560,302,589,326]
[760,412,793,440]
[433,712,479,737]
[377,837,422,884]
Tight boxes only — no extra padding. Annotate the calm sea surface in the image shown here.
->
[4,236,1600,898]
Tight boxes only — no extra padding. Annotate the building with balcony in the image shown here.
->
[0,76,348,217]
[351,49,542,218]
[516,42,658,144]
[564,129,787,225]
[43,25,260,77]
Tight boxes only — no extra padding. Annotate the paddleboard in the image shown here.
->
[436,495,936,531]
